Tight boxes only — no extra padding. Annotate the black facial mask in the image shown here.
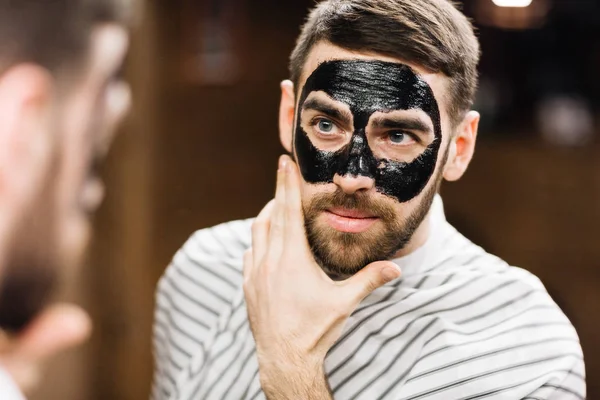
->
[294,60,442,203]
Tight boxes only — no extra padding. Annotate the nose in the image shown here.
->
[333,173,375,195]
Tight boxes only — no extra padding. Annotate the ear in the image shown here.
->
[278,80,295,153]
[0,64,54,210]
[443,111,480,182]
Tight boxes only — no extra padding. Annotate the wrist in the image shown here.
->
[258,355,329,399]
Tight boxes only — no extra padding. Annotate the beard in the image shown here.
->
[303,175,440,280]
[0,156,61,333]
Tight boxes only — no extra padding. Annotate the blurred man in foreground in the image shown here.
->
[0,1,132,397]
[153,0,585,399]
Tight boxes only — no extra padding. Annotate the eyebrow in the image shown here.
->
[301,98,352,123]
[370,115,433,135]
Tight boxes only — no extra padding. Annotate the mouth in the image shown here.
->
[323,207,379,233]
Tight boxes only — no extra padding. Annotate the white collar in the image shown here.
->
[390,194,449,277]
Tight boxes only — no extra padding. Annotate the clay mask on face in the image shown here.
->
[294,59,442,203]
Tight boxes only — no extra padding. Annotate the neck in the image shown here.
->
[392,211,432,259]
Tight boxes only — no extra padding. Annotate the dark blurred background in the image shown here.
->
[32,0,600,399]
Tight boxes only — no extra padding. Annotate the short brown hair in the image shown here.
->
[0,0,132,77]
[289,0,480,125]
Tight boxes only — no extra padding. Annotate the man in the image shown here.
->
[153,0,585,399]
[0,0,132,398]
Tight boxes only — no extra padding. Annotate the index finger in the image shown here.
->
[251,200,275,266]
[283,155,306,241]
[13,304,91,360]
[265,158,287,265]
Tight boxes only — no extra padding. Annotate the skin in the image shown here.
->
[0,24,130,394]
[244,42,480,398]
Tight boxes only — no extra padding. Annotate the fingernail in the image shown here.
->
[279,155,288,170]
[284,159,293,172]
[381,266,401,282]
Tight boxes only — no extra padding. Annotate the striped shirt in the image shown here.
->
[152,196,585,400]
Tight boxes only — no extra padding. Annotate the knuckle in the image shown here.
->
[364,279,379,294]
[331,299,352,320]
[270,220,283,233]
[262,260,274,271]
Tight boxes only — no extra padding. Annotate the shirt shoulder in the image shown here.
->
[326,240,585,399]
[152,219,252,399]
[398,263,586,400]
[400,240,580,352]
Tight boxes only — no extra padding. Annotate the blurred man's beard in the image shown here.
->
[0,167,60,333]
[303,179,439,279]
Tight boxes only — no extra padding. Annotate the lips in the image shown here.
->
[328,207,376,219]
[323,208,379,233]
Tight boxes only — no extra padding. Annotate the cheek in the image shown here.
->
[385,186,433,224]
[299,178,320,205]
[55,146,92,266]
[57,99,91,196]
[299,178,336,208]
[61,134,89,201]
[55,115,96,223]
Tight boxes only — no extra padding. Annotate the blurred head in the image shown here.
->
[0,0,133,331]
[279,0,481,278]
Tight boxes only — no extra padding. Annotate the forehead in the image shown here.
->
[297,42,450,114]
[301,60,437,115]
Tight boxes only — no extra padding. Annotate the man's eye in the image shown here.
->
[315,118,337,134]
[388,131,415,145]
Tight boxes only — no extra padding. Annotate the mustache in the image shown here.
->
[305,188,397,222]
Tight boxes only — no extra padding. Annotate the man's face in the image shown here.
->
[291,43,454,278]
[0,25,131,331]
[55,25,131,270]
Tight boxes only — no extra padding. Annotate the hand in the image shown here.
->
[0,303,91,394]
[243,155,401,398]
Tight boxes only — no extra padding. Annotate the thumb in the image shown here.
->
[342,261,401,305]
[1,304,91,393]
[15,303,92,360]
